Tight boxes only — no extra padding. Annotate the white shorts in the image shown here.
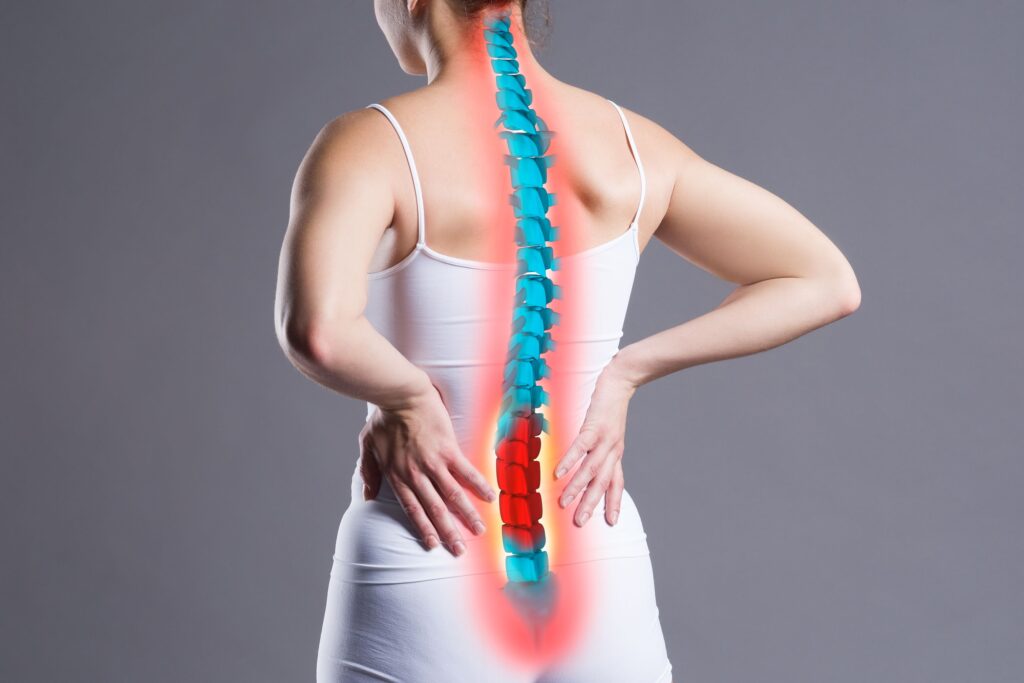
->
[316,460,674,683]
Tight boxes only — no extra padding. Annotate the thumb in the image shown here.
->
[359,447,383,501]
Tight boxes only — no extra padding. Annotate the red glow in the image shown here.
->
[440,13,600,668]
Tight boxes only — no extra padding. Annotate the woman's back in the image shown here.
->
[352,86,652,565]
[311,79,674,679]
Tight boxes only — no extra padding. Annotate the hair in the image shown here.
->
[457,0,551,49]
[460,0,527,11]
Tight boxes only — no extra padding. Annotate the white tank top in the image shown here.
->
[362,97,645,479]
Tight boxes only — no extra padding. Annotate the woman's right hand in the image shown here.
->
[358,380,497,556]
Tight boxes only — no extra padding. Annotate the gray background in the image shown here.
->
[2,1,1021,681]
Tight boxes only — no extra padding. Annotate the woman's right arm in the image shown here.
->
[273,110,495,555]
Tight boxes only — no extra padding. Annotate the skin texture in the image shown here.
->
[274,0,861,566]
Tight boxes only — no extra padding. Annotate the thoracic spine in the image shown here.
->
[484,12,561,585]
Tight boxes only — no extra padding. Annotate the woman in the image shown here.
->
[274,1,861,681]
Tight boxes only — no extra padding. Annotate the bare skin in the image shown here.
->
[274,0,861,572]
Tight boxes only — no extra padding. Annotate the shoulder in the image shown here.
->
[291,104,407,204]
[295,85,440,181]
[551,81,702,171]
[302,106,398,175]
[590,100,705,222]
[609,102,702,175]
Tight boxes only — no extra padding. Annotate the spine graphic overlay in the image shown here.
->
[485,12,561,604]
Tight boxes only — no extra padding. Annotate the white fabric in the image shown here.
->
[317,551,673,683]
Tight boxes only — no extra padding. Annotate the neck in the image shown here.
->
[418,6,548,86]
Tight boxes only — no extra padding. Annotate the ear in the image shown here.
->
[407,0,426,14]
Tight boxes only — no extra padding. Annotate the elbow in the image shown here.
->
[838,278,862,317]
[826,265,862,320]
[277,314,337,370]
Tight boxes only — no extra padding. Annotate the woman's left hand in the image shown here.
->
[554,360,638,527]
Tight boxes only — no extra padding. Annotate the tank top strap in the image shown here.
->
[366,103,427,247]
[607,99,647,229]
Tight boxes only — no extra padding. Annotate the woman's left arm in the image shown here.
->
[557,114,862,527]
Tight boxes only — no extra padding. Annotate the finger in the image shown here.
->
[358,449,382,501]
[412,471,467,557]
[388,473,440,550]
[559,441,607,508]
[431,466,487,536]
[604,460,625,526]
[572,451,618,527]
[448,452,497,502]
[555,428,600,480]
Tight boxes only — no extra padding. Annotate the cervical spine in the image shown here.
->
[484,12,560,585]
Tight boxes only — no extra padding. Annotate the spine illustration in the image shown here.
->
[484,12,561,587]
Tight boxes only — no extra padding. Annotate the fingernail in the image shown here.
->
[472,521,486,535]
[425,535,439,549]
[561,493,575,508]
[609,511,619,525]
[555,467,566,479]
[487,489,497,502]
[451,540,466,556]
[577,511,590,526]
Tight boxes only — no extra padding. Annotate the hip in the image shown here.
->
[328,456,652,585]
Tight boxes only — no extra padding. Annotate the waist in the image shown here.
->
[332,457,651,584]
[364,350,617,429]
